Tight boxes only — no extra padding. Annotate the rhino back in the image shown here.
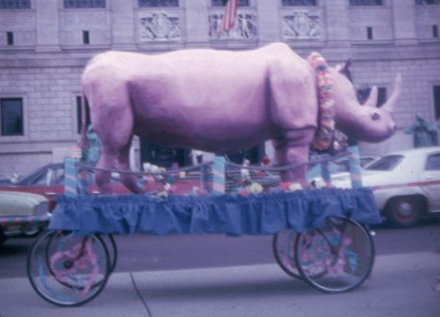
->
[82,44,309,152]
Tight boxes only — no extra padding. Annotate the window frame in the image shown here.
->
[281,0,318,6]
[415,0,439,5]
[0,97,25,137]
[425,153,440,171]
[356,85,388,108]
[63,0,106,9]
[211,0,250,7]
[349,0,383,5]
[76,95,91,134]
[0,0,31,10]
[138,0,179,7]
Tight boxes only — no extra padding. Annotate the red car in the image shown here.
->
[0,163,205,211]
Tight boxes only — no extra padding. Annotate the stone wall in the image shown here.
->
[0,0,439,176]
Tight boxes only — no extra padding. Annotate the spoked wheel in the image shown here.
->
[294,216,375,293]
[272,229,301,279]
[27,230,110,307]
[98,233,118,273]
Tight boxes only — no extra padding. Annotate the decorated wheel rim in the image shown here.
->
[27,230,110,307]
[295,217,375,293]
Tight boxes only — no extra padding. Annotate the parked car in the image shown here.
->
[0,191,50,245]
[0,163,131,211]
[0,162,204,211]
[323,147,440,228]
[306,155,376,181]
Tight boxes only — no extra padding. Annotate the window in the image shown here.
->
[377,87,387,107]
[282,0,317,5]
[433,25,439,38]
[426,154,440,171]
[357,86,387,107]
[0,0,31,9]
[83,31,90,45]
[349,0,382,5]
[434,85,440,121]
[6,31,13,45]
[367,27,373,40]
[139,0,179,7]
[212,0,249,6]
[64,0,106,9]
[415,0,439,4]
[1,98,24,136]
[365,155,403,171]
[76,96,90,134]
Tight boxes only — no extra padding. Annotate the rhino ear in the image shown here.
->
[342,58,352,72]
[335,64,343,72]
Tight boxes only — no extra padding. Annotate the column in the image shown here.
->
[324,0,350,46]
[185,0,210,46]
[35,0,60,51]
[392,0,417,45]
[256,0,281,44]
[111,0,136,49]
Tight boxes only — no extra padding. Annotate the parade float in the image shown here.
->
[26,43,401,306]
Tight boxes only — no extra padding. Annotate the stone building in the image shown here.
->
[0,0,439,176]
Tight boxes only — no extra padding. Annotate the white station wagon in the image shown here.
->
[0,191,50,245]
[326,147,440,228]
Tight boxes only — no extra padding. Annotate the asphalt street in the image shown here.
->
[0,221,439,317]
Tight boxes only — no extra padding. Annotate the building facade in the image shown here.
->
[0,0,439,176]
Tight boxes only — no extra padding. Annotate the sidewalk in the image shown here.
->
[1,252,439,317]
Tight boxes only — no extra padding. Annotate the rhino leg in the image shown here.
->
[274,129,314,187]
[87,81,138,194]
[95,149,115,194]
[116,145,141,194]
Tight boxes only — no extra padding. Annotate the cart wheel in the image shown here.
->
[44,231,116,286]
[272,229,301,279]
[99,234,118,273]
[295,216,375,293]
[27,230,110,307]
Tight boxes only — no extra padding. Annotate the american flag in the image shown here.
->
[219,0,238,34]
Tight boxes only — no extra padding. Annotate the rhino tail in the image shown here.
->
[80,91,90,150]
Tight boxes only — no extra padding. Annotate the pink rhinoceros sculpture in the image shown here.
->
[81,42,401,193]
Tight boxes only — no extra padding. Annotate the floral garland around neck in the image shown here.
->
[307,52,336,151]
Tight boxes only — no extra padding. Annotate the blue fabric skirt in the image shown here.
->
[49,188,381,236]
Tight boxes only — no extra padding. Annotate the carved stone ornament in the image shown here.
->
[209,12,257,40]
[139,11,181,42]
[282,11,321,40]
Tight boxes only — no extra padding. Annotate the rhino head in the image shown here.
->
[329,64,402,143]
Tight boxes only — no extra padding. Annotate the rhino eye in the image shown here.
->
[371,112,380,121]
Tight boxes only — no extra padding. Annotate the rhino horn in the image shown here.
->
[382,74,402,113]
[364,86,378,108]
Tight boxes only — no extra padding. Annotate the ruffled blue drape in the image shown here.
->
[49,188,381,236]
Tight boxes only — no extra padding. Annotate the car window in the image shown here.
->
[425,153,440,171]
[53,168,65,185]
[360,157,375,167]
[32,171,49,186]
[364,155,403,171]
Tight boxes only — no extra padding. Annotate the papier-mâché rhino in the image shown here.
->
[81,42,401,193]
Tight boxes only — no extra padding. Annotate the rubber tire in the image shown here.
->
[386,196,423,228]
[99,234,118,273]
[294,217,375,293]
[272,230,301,279]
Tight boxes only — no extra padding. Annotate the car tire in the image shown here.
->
[386,196,424,228]
[0,226,7,246]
